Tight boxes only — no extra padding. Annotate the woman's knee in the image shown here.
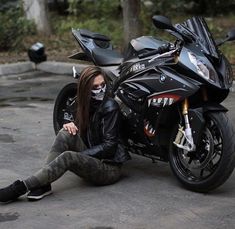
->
[57,128,71,139]
[49,150,74,170]
[53,129,75,148]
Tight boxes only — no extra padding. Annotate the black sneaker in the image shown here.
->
[27,184,52,201]
[0,180,27,203]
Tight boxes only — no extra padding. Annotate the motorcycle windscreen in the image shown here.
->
[175,17,220,59]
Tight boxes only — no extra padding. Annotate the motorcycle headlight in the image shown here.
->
[188,52,216,82]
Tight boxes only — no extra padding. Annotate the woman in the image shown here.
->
[0,66,130,203]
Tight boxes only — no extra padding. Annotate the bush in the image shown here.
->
[150,0,235,16]
[0,4,35,51]
[54,0,124,50]
[54,16,123,49]
[67,0,121,19]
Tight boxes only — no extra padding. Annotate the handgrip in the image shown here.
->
[138,44,171,59]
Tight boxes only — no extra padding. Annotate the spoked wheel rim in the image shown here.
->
[173,117,223,182]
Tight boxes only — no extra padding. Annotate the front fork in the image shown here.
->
[173,98,196,152]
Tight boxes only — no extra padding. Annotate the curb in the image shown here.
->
[37,61,89,75]
[0,61,89,77]
[0,61,35,76]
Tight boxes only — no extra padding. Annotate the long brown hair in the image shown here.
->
[76,66,107,137]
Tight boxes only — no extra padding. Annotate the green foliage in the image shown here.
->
[150,0,235,16]
[67,0,121,19]
[189,0,235,16]
[55,0,123,48]
[54,15,123,48]
[0,5,35,51]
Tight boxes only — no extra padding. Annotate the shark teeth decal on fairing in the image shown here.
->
[144,120,156,137]
[147,94,181,107]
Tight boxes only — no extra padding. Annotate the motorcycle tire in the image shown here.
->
[53,82,77,135]
[169,111,235,193]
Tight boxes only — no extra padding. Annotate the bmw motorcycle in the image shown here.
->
[53,15,235,192]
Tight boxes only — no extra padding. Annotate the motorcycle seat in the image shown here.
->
[92,48,123,66]
[80,29,111,41]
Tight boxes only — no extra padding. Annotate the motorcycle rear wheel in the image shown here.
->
[53,83,77,135]
[169,112,235,192]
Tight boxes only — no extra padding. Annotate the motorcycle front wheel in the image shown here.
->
[53,83,77,135]
[169,112,235,193]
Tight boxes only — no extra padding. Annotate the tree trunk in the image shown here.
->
[122,0,142,48]
[23,0,51,36]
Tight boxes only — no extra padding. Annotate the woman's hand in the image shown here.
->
[63,122,78,135]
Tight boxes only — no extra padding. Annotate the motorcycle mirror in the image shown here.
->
[216,28,235,46]
[152,15,177,32]
[226,28,235,42]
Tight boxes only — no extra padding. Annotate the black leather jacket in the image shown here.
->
[82,97,131,164]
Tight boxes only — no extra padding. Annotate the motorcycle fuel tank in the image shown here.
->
[130,36,168,52]
[125,36,169,60]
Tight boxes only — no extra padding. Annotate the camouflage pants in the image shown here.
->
[24,129,121,190]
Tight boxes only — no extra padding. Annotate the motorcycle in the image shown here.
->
[53,15,235,192]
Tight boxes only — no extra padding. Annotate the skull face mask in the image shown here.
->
[91,83,106,100]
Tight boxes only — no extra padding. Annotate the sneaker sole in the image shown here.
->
[27,190,52,201]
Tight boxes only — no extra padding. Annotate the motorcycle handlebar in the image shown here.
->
[138,44,171,59]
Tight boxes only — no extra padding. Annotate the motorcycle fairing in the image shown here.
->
[115,63,203,157]
[118,51,177,87]
[92,49,123,66]
[120,103,180,162]
[119,59,149,78]
[116,65,200,113]
[215,54,234,89]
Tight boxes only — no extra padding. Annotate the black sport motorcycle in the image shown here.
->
[53,15,235,192]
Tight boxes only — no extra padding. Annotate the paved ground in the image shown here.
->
[0,71,235,229]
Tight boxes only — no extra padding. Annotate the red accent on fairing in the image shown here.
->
[144,127,156,137]
[149,94,181,101]
[144,119,156,137]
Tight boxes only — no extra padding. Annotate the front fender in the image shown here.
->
[202,102,228,113]
[189,103,228,145]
